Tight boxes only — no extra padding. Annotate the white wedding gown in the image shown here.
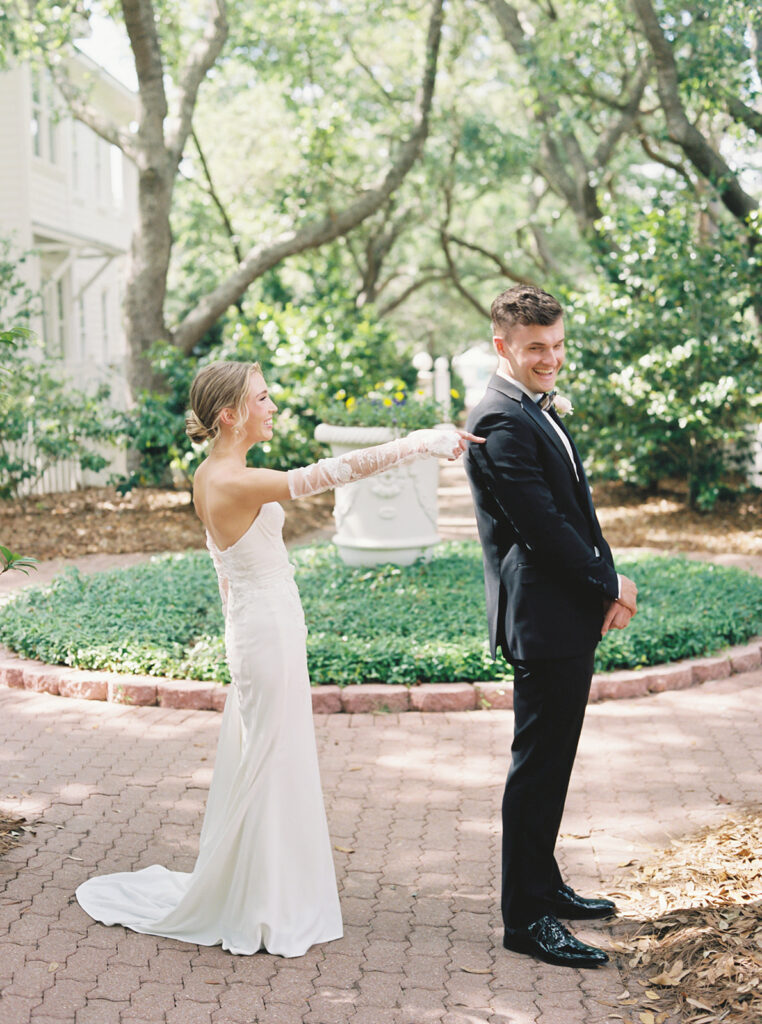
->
[76,501,343,957]
[76,428,460,957]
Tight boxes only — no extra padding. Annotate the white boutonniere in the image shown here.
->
[554,393,573,417]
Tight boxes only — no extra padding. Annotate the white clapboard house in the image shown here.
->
[0,53,137,493]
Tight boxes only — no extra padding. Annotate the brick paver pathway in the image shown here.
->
[2,668,761,1024]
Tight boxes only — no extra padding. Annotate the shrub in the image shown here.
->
[1,544,761,685]
[0,243,119,499]
[0,357,119,499]
[118,292,422,490]
[566,202,761,509]
[594,556,762,671]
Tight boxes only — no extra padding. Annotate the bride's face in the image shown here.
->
[241,372,277,444]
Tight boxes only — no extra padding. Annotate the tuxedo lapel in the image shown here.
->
[486,374,589,498]
[549,409,600,536]
[522,393,580,485]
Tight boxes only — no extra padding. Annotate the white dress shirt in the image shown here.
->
[496,371,578,480]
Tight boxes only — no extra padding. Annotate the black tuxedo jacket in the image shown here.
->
[465,375,619,662]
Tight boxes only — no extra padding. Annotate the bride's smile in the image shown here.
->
[242,373,277,444]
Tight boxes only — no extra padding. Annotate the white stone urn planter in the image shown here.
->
[314,423,449,567]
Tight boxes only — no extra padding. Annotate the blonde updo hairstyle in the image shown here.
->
[185,360,262,444]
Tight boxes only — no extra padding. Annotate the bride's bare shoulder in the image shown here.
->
[195,460,276,501]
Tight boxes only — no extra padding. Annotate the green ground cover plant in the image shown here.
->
[1,543,760,685]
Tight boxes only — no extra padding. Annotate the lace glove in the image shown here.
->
[287,428,462,499]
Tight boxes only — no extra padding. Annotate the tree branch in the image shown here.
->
[357,202,416,305]
[725,92,762,137]
[121,0,167,151]
[376,273,451,317]
[172,0,445,353]
[345,35,401,107]
[190,126,243,264]
[49,64,138,159]
[485,0,531,56]
[439,229,491,319]
[487,0,603,230]
[165,0,228,163]
[629,0,758,224]
[593,60,650,168]
[444,233,537,286]
[638,132,695,186]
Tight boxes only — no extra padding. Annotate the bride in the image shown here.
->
[76,359,481,957]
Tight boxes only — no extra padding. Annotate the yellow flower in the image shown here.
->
[394,391,405,402]
[450,388,460,399]
[335,388,346,400]
[383,397,393,407]
[345,396,356,410]
[416,389,425,397]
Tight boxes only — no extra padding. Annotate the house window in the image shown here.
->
[48,101,57,163]
[110,144,123,209]
[101,288,109,358]
[78,296,86,359]
[41,271,67,357]
[56,281,66,350]
[30,70,42,157]
[72,123,81,192]
[94,137,102,202]
[30,68,58,164]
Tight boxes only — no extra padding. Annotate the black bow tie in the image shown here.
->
[538,390,556,412]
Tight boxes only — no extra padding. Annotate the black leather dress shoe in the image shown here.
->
[503,914,609,968]
[543,883,617,920]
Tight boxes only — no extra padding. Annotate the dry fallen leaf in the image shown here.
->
[613,807,762,1024]
[647,972,681,987]
[459,966,491,975]
[333,846,354,854]
[685,998,714,1012]
[48,962,58,973]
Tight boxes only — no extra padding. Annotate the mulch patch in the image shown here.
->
[0,486,335,562]
[607,808,762,1023]
[594,481,762,557]
[1,480,760,563]
[0,813,34,856]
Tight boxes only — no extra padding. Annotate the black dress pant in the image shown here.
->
[501,650,595,929]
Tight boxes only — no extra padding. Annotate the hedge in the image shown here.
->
[1,543,760,685]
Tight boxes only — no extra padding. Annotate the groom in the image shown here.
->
[464,285,637,969]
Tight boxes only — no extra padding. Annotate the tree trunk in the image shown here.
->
[123,161,174,398]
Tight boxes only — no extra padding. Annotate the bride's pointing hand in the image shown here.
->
[448,429,486,460]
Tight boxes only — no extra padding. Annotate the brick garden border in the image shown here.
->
[1,639,760,714]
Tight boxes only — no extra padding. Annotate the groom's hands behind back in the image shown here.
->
[601,575,638,637]
[617,575,638,614]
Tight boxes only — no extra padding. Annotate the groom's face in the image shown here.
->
[494,317,565,395]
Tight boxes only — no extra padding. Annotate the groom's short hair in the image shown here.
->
[491,285,563,337]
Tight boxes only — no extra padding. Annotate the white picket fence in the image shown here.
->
[1,427,114,498]
[750,424,762,489]
[2,430,84,497]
